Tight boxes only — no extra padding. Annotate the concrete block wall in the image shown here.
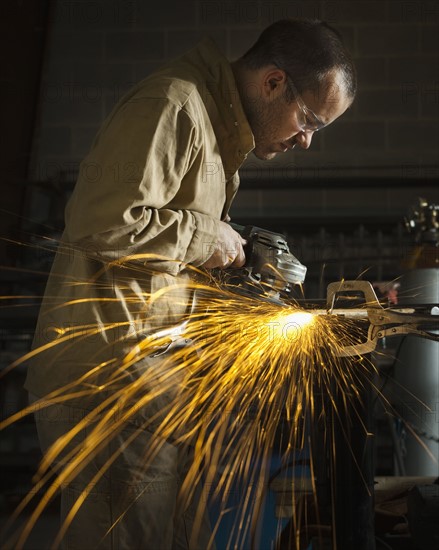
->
[30,0,439,221]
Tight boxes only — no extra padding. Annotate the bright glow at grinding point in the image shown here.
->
[268,310,316,341]
[281,311,315,327]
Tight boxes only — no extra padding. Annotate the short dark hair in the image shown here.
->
[239,19,357,101]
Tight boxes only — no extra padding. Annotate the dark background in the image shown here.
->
[0,1,438,547]
[1,0,438,289]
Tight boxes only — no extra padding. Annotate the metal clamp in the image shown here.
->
[325,281,439,357]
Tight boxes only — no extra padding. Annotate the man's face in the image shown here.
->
[244,69,352,160]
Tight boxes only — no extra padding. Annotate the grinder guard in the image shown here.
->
[228,224,307,300]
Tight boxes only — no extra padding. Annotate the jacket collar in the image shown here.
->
[185,38,255,177]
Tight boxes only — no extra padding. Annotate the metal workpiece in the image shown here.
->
[144,280,439,360]
[313,280,439,357]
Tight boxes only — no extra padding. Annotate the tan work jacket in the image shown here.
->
[25,39,254,403]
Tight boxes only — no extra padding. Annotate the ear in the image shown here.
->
[262,68,287,99]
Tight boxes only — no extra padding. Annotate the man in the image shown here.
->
[25,18,356,549]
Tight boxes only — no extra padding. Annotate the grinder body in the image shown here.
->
[229,224,307,299]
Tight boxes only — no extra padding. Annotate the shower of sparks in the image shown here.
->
[0,262,378,549]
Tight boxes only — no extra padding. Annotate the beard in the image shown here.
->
[241,93,290,160]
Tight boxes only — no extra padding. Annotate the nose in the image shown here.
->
[295,131,314,150]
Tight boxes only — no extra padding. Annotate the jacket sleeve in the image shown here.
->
[64,95,220,275]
